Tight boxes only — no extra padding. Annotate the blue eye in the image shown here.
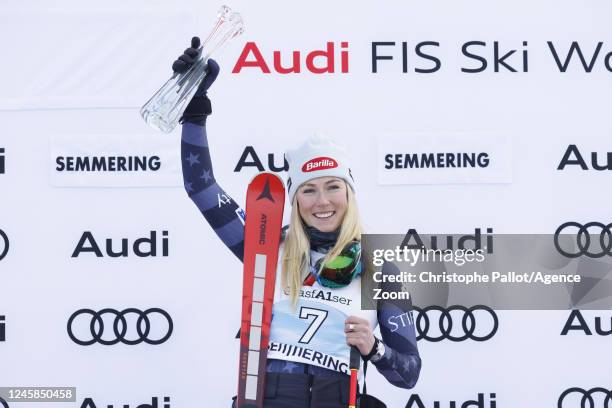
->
[328,184,340,190]
[302,188,315,194]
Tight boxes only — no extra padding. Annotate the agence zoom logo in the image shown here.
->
[554,222,612,258]
[0,229,8,261]
[412,305,498,342]
[67,308,173,346]
[558,388,612,408]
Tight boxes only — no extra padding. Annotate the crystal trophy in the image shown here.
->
[140,5,244,133]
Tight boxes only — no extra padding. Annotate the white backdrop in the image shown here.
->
[1,1,611,407]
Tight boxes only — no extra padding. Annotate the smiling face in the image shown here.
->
[296,176,348,232]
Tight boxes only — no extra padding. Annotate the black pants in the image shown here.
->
[232,373,356,408]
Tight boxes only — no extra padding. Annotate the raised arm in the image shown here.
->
[176,37,246,262]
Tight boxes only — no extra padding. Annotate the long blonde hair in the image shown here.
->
[281,182,364,308]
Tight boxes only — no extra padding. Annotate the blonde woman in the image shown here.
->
[175,38,421,408]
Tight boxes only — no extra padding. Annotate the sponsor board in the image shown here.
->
[558,145,612,171]
[79,396,170,408]
[71,231,169,258]
[67,308,173,346]
[231,40,612,75]
[50,134,181,187]
[0,229,8,261]
[558,388,612,408]
[377,132,512,185]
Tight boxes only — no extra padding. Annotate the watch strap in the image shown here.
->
[363,337,379,362]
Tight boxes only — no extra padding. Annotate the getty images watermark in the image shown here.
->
[0,387,76,403]
[360,230,612,310]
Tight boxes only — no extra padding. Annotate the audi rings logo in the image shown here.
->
[558,387,612,408]
[67,308,173,346]
[412,305,498,342]
[0,397,8,408]
[0,229,8,261]
[554,222,612,258]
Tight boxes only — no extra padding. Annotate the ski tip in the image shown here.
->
[247,171,286,189]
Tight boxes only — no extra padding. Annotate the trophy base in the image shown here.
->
[141,109,176,134]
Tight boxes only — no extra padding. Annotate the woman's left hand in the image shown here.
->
[344,315,375,356]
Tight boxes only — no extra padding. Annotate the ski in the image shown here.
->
[237,172,285,408]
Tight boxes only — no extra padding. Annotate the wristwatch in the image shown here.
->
[365,337,386,363]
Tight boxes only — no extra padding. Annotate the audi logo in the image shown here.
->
[558,387,612,408]
[67,308,173,346]
[412,305,498,342]
[0,229,8,261]
[554,222,612,258]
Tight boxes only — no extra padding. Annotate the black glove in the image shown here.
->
[173,36,220,125]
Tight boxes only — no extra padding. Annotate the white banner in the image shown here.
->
[377,132,513,185]
[50,134,182,187]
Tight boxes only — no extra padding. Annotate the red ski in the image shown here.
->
[237,172,285,408]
